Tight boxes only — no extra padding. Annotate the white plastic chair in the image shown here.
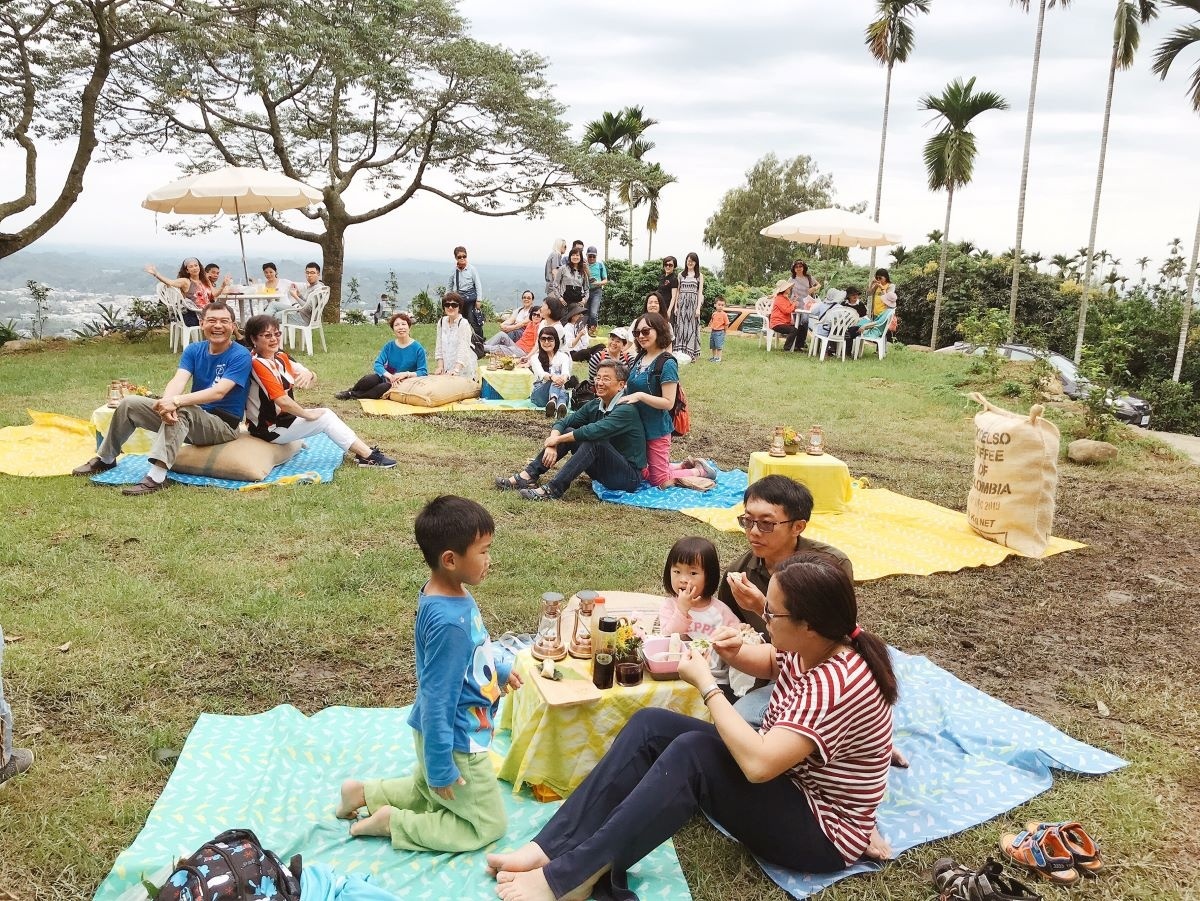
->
[754,297,777,352]
[159,283,199,352]
[285,285,330,355]
[809,307,859,361]
[853,309,895,360]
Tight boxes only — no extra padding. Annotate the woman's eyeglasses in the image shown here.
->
[443,301,459,309]
[663,263,675,269]
[735,515,798,534]
[539,336,556,342]
[455,254,467,260]
[633,327,652,337]
[761,607,791,625]
[258,331,282,339]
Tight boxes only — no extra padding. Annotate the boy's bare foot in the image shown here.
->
[349,805,392,838]
[496,866,604,901]
[335,779,366,819]
[864,826,893,860]
[486,842,549,878]
[891,748,909,768]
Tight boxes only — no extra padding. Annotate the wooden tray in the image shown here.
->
[528,656,602,707]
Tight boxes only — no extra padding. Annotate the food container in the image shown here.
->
[641,636,688,677]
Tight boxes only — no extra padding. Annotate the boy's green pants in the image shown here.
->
[363,730,506,852]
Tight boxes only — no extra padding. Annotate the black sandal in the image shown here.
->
[933,857,1042,901]
[495,472,537,491]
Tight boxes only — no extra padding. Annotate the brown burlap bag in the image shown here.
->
[966,392,1060,556]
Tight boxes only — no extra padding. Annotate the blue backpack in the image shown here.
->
[153,828,301,901]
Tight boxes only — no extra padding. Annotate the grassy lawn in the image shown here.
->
[1,325,1198,900]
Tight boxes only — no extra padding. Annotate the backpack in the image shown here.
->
[471,331,487,359]
[643,353,690,438]
[154,828,302,901]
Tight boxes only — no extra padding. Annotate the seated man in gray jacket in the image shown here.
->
[494,360,646,500]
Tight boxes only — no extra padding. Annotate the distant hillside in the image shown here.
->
[0,246,543,307]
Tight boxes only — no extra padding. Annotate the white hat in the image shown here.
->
[610,326,633,344]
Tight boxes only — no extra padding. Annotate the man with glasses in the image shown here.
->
[71,301,253,496]
[447,246,484,339]
[716,475,853,725]
[495,360,645,501]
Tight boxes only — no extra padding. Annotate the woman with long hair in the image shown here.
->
[552,247,591,306]
[243,315,396,468]
[528,326,573,419]
[487,553,897,901]
[671,251,704,361]
[145,258,212,326]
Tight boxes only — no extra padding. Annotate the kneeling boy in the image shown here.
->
[336,496,520,851]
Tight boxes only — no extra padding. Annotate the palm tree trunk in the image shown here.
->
[628,204,634,264]
[647,228,654,262]
[1007,0,1049,341]
[869,60,895,275]
[1172,204,1200,382]
[930,187,955,349]
[1075,29,1121,364]
[603,190,611,260]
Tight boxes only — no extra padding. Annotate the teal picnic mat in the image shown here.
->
[95,705,691,901]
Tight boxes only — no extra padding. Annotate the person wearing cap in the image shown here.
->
[585,246,608,338]
[768,278,806,353]
[587,327,633,380]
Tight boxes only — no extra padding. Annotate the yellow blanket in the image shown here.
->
[359,397,535,416]
[0,410,99,477]
[681,486,1085,582]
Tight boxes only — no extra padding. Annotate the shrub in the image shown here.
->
[602,259,726,326]
[0,319,18,346]
[343,310,368,325]
[1135,379,1200,434]
[409,289,438,324]
[128,298,172,329]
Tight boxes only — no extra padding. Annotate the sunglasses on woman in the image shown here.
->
[443,301,459,309]
[539,336,556,342]
[455,254,467,260]
[633,327,653,337]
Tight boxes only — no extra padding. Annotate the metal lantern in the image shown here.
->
[806,425,825,455]
[568,591,598,659]
[769,425,786,457]
[531,592,568,662]
[106,380,124,408]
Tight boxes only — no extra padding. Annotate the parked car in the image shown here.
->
[936,342,1152,427]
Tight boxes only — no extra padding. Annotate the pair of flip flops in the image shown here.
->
[999,821,1103,886]
[933,856,1041,900]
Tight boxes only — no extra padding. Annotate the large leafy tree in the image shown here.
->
[1073,1,1158,364]
[702,153,846,284]
[864,0,931,273]
[109,0,603,317]
[0,0,200,259]
[920,77,1009,348]
[1007,0,1073,339]
[1152,0,1200,381]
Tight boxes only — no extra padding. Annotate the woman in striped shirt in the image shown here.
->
[488,553,897,901]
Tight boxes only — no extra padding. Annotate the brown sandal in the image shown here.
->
[1023,821,1102,874]
[999,828,1079,885]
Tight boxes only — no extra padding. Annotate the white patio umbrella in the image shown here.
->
[759,207,902,250]
[142,166,323,283]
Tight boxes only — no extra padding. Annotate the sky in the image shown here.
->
[2,0,1199,285]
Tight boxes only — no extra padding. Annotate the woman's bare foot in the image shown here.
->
[486,842,549,879]
[335,779,367,819]
[495,866,600,901]
[864,826,893,860]
[349,805,392,838]
[891,748,909,768]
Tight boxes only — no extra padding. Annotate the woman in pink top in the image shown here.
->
[488,553,898,901]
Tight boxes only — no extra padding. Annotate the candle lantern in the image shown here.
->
[806,425,825,455]
[531,592,568,662]
[106,380,124,408]
[768,425,786,457]
[568,591,598,659]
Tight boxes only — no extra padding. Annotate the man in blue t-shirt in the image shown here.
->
[585,245,608,336]
[72,301,253,496]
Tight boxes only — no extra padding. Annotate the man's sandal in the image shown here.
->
[933,856,1042,901]
[999,827,1079,885]
[1023,821,1102,874]
[495,472,537,491]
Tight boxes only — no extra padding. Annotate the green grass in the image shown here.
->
[1,325,1198,900]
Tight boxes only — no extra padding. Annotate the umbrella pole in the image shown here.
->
[235,197,250,285]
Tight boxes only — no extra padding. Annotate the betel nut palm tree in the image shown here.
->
[642,163,677,261]
[864,0,932,273]
[1152,0,1200,381]
[1007,0,1073,341]
[1074,1,1159,364]
[583,111,637,260]
[921,77,1010,349]
[616,107,660,263]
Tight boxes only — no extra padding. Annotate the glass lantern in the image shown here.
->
[531,592,568,661]
[568,591,598,659]
[806,425,825,456]
[768,425,786,457]
[106,380,124,408]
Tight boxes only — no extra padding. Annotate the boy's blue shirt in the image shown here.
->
[407,587,513,787]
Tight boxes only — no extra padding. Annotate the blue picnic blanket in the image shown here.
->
[88,433,345,490]
[747,648,1126,899]
[94,705,691,901]
[592,463,747,510]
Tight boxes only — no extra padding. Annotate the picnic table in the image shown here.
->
[747,450,853,514]
[225,291,282,324]
[497,591,711,799]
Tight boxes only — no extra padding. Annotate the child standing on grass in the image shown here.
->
[656,537,741,699]
[336,496,520,852]
[707,296,730,362]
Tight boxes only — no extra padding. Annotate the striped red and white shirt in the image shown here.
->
[761,649,893,864]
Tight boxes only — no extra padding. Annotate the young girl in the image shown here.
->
[657,537,741,697]
[529,326,572,419]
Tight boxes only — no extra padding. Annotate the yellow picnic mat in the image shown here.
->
[681,486,1085,582]
[359,397,537,416]
[0,410,100,477]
